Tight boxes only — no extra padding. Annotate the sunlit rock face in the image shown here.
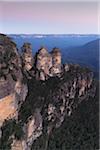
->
[0,79,28,123]
[21,43,34,71]
[50,48,62,75]
[11,139,23,150]
[14,80,28,109]
[0,78,28,123]
[0,94,17,124]
[21,109,43,149]
[36,47,52,80]
[0,34,28,124]
[63,63,70,72]
[35,47,62,80]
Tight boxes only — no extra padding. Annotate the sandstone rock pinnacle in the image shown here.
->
[21,43,34,71]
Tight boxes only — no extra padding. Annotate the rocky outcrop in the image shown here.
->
[24,109,42,149]
[0,94,17,124]
[21,43,34,72]
[21,45,62,80]
[35,47,52,80]
[0,34,28,124]
[50,47,62,76]
[35,47,62,80]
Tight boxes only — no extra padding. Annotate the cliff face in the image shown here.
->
[18,64,96,149]
[0,34,28,125]
[0,34,98,150]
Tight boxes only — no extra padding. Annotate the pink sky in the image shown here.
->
[0,1,99,34]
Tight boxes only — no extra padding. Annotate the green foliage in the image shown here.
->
[0,119,16,149]
[0,119,24,149]
[14,123,24,140]
[31,82,99,150]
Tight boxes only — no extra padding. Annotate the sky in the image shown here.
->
[0,1,99,34]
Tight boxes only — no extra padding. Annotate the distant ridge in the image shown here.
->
[64,39,99,77]
[8,34,99,37]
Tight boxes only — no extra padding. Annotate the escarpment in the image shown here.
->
[0,34,98,150]
[0,34,28,124]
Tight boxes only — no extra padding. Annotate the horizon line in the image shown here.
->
[5,33,100,35]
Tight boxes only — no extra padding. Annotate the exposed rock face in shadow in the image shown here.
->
[11,139,23,150]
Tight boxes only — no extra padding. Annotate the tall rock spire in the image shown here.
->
[50,47,62,75]
[21,43,34,71]
[36,47,52,80]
